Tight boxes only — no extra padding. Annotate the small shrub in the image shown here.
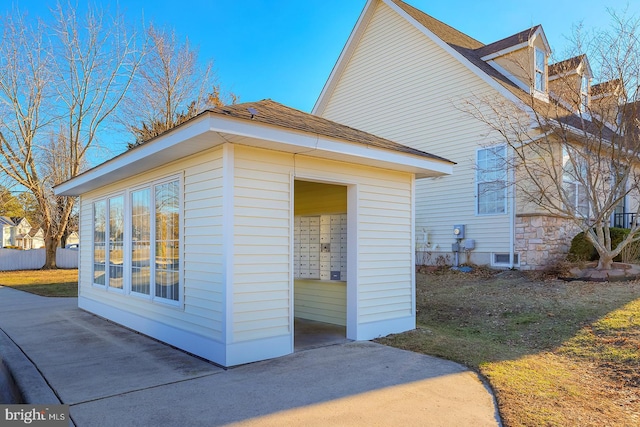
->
[568,228,636,262]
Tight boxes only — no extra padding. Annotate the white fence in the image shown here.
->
[0,248,78,271]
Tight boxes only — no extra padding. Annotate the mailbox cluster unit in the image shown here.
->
[294,214,347,281]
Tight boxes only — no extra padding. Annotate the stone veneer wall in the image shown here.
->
[515,214,580,270]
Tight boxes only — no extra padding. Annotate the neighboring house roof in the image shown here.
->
[591,79,622,98]
[28,228,43,238]
[209,100,451,162]
[317,0,613,140]
[549,54,585,76]
[0,216,15,227]
[475,25,543,58]
[385,0,535,101]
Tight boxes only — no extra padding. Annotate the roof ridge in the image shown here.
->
[389,0,484,49]
[474,25,542,57]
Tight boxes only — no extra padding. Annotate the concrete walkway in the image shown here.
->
[0,286,500,426]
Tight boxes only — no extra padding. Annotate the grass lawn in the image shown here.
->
[377,268,640,426]
[0,269,78,297]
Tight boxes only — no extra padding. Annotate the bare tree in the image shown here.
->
[463,13,640,270]
[0,3,142,268]
[122,25,236,147]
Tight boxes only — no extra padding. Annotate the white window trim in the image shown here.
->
[148,175,183,306]
[476,145,508,216]
[534,47,547,94]
[92,193,126,294]
[580,74,590,113]
[562,148,590,218]
[91,174,183,307]
[491,252,520,268]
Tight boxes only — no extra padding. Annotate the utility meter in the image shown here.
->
[453,224,465,239]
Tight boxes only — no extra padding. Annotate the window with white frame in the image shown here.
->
[534,48,546,92]
[93,195,124,289]
[93,200,107,286]
[153,180,180,301]
[477,146,507,215]
[562,147,589,217]
[92,176,181,303]
[580,74,589,112]
[131,188,151,295]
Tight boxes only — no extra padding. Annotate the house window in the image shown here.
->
[492,253,519,267]
[109,196,124,289]
[93,200,106,286]
[477,146,507,215]
[562,148,589,217]
[534,48,546,92]
[154,180,180,301]
[93,195,124,289]
[580,74,589,112]
[131,188,151,295]
[92,176,181,303]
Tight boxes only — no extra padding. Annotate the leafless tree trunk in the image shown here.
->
[0,3,142,268]
[461,13,640,270]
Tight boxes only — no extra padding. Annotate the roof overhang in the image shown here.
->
[55,112,453,196]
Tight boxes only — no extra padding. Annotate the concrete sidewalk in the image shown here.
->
[0,286,500,426]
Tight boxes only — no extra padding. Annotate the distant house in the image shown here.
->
[29,227,45,249]
[11,217,32,249]
[55,100,453,367]
[313,0,631,269]
[0,216,14,247]
[0,216,44,249]
[66,231,80,246]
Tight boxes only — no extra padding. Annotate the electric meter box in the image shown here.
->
[453,224,465,239]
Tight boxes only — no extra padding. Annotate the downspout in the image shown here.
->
[509,147,516,269]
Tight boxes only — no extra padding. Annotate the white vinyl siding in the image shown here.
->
[232,147,292,343]
[294,280,346,326]
[230,145,414,339]
[79,147,225,341]
[319,0,511,255]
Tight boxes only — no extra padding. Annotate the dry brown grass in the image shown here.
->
[377,268,640,426]
[0,269,78,297]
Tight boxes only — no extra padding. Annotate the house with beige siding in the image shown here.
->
[55,100,452,367]
[313,0,633,269]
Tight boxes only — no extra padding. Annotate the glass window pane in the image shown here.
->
[109,196,124,290]
[131,189,151,295]
[477,147,507,215]
[94,201,106,285]
[155,180,179,301]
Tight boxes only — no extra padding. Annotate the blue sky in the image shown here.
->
[5,0,640,162]
[9,0,640,113]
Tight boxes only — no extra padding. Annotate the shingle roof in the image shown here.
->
[208,99,453,163]
[475,26,542,58]
[591,79,622,98]
[389,0,612,139]
[388,0,533,99]
[549,54,586,76]
[0,216,15,227]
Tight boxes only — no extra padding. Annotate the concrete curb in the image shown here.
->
[0,329,60,404]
